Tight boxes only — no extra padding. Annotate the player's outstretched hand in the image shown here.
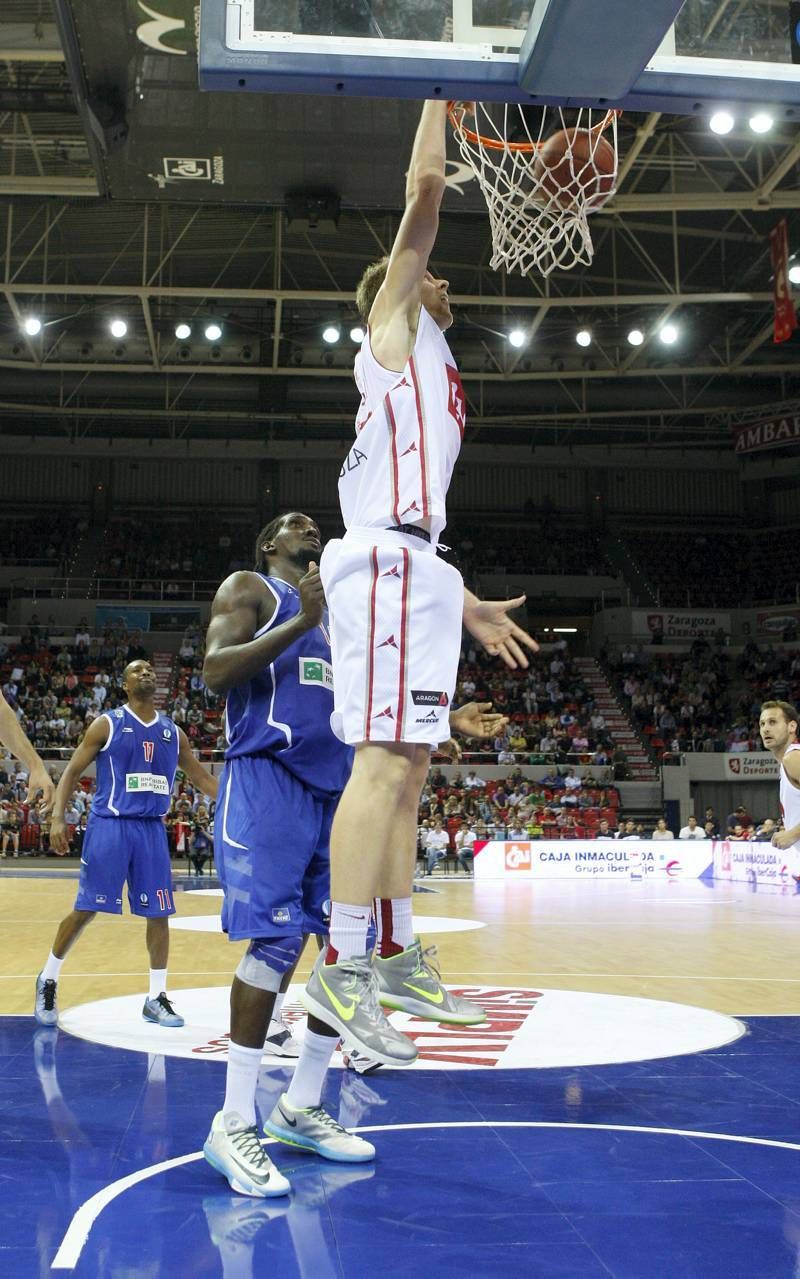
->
[49,817,69,856]
[450,701,509,740]
[26,764,55,816]
[299,561,325,629]
[463,595,539,670]
[772,829,796,850]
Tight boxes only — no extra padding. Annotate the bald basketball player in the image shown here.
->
[303,99,538,1064]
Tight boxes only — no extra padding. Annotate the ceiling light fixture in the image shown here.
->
[709,110,735,135]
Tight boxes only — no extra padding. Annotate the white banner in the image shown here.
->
[712,838,797,885]
[723,753,779,780]
[474,839,713,881]
[631,610,730,640]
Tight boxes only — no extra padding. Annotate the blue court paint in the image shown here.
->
[5,1016,800,1277]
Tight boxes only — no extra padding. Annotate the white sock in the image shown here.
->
[285,1029,339,1110]
[375,897,414,956]
[270,992,285,1028]
[328,902,371,963]
[42,951,64,982]
[223,1042,264,1128]
[149,968,168,1000]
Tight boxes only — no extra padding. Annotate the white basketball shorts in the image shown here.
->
[321,528,464,747]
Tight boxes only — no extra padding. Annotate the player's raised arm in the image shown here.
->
[204,566,322,694]
[176,727,219,800]
[370,100,448,332]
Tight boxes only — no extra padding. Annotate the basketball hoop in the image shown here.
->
[448,102,620,278]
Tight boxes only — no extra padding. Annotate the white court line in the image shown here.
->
[449,972,800,982]
[51,1119,800,1270]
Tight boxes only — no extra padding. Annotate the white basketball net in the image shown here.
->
[448,103,620,279]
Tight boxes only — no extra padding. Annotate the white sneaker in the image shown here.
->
[262,1019,300,1059]
[203,1111,291,1198]
[264,1093,375,1163]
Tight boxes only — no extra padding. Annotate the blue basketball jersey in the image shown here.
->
[92,705,180,819]
[224,573,353,798]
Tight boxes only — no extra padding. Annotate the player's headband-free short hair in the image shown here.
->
[254,515,286,571]
[761,699,800,729]
[355,255,390,323]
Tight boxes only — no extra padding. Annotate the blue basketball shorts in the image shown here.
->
[74,817,175,918]
[215,755,336,942]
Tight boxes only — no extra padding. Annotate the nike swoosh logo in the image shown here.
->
[403,981,444,1005]
[318,971,357,1021]
[278,1107,297,1128]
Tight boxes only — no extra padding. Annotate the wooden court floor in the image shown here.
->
[2,870,798,1018]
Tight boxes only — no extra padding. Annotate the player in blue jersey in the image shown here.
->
[202,511,374,1198]
[34,658,218,1029]
[201,511,507,1197]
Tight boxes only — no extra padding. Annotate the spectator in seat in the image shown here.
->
[678,815,706,839]
[703,820,717,839]
[754,817,777,841]
[729,823,749,841]
[455,822,477,876]
[617,820,640,840]
[595,818,615,840]
[1,800,23,857]
[652,818,674,840]
[497,746,516,765]
[726,805,751,836]
[425,818,451,876]
[463,769,485,790]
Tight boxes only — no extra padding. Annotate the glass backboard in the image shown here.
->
[199,0,800,114]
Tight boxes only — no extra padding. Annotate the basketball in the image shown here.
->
[533,127,617,210]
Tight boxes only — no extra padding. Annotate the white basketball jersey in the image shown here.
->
[338,306,465,544]
[780,742,800,855]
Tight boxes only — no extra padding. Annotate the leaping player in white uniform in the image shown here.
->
[759,699,800,878]
[303,99,538,1064]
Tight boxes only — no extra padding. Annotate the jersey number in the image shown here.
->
[143,740,154,763]
[156,888,173,911]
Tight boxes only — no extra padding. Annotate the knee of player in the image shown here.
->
[236,935,304,991]
[353,743,424,794]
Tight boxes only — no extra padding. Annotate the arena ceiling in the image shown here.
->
[1,0,800,450]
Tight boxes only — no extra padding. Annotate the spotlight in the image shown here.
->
[709,110,735,135]
[789,264,800,285]
[80,343,93,357]
[659,323,678,345]
[627,328,644,346]
[748,112,774,135]
[349,326,365,343]
[576,329,591,348]
[210,345,222,360]
[109,318,127,339]
[175,322,191,340]
[508,328,526,348]
[240,345,253,361]
[112,344,126,359]
[322,325,341,344]
[204,322,222,341]
[177,346,191,361]
[23,316,42,336]
[323,350,335,367]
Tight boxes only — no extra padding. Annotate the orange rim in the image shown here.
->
[447,103,621,155]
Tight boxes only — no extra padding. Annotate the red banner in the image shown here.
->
[769,219,797,344]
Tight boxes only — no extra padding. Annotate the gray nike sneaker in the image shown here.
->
[374,939,487,1025]
[204,1111,291,1198]
[142,992,185,1027]
[264,1093,375,1163]
[301,952,417,1067]
[34,972,59,1026]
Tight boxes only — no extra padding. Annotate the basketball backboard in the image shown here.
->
[199,0,800,116]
